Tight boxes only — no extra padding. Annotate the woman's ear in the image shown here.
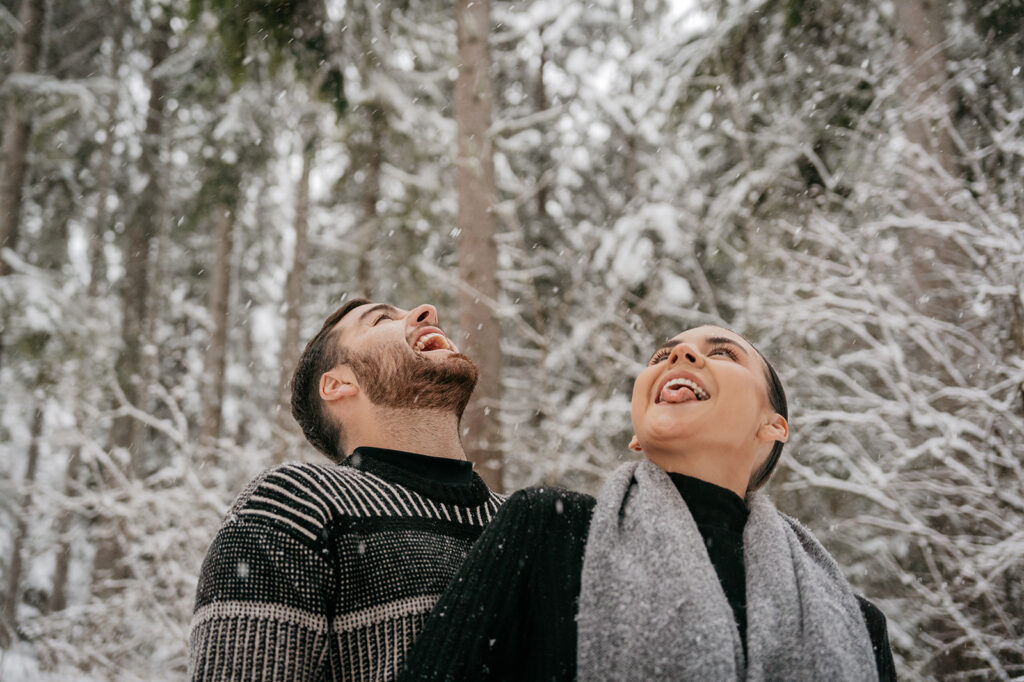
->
[628,435,643,452]
[757,414,789,444]
[320,367,359,403]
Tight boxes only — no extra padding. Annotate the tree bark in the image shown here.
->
[108,15,169,467]
[87,90,119,298]
[454,0,503,492]
[274,134,313,463]
[1,404,44,646]
[895,0,956,189]
[0,0,47,372]
[893,0,965,320]
[200,205,235,445]
[85,9,124,297]
[534,45,550,222]
[356,103,384,297]
[96,14,169,593]
[0,0,46,277]
[63,40,121,603]
[47,445,81,613]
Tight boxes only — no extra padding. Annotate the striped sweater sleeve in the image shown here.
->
[189,467,339,681]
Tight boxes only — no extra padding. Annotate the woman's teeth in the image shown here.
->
[658,378,710,403]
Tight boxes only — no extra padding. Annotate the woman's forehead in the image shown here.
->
[668,325,751,349]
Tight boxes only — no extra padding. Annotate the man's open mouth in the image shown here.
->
[656,376,710,404]
[411,328,452,352]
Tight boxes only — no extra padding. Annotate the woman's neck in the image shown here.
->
[643,450,752,499]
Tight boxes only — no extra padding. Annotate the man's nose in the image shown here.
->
[408,304,438,326]
[668,343,703,367]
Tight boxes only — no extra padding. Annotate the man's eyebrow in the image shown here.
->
[358,303,400,323]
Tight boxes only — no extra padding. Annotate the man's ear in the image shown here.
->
[628,434,643,452]
[757,413,789,444]
[320,367,359,403]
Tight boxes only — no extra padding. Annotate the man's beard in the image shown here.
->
[347,341,478,419]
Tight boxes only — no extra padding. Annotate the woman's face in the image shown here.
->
[630,325,785,470]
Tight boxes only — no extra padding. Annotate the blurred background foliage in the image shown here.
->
[0,0,1022,678]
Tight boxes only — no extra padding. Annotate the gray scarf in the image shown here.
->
[577,459,877,681]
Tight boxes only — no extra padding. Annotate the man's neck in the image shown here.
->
[352,407,467,461]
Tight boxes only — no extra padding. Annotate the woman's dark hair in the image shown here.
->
[747,348,788,492]
[290,298,369,462]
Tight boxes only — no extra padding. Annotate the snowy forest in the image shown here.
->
[1,0,1022,678]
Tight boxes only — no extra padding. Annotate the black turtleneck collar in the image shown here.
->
[345,446,489,506]
[668,471,750,657]
[667,472,749,534]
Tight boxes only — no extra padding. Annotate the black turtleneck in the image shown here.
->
[401,479,898,682]
[668,472,750,655]
[352,446,475,485]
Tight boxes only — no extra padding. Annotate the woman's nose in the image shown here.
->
[408,304,438,326]
[669,343,703,367]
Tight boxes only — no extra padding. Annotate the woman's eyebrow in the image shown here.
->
[653,339,678,355]
[704,336,749,356]
[651,336,750,357]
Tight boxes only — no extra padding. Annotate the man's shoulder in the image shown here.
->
[229,460,498,528]
[224,461,378,536]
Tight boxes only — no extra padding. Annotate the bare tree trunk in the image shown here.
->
[0,0,46,277]
[88,139,113,294]
[87,69,121,297]
[108,15,169,466]
[0,0,47,372]
[895,0,956,191]
[96,14,169,592]
[47,446,80,613]
[201,205,235,445]
[356,103,384,296]
[894,0,965,320]
[1,403,45,646]
[454,0,503,492]
[534,46,550,222]
[274,134,314,463]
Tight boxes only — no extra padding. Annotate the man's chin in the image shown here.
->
[442,353,479,386]
[428,350,476,371]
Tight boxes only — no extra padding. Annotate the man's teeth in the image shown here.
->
[414,333,451,352]
[662,378,710,401]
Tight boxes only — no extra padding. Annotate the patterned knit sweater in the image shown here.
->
[189,447,505,682]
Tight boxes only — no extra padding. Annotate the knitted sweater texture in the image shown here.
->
[189,448,504,682]
[400,485,897,681]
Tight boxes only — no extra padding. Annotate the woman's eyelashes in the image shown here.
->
[648,344,739,365]
[708,345,739,361]
[649,348,671,364]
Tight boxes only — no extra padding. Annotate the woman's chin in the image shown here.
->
[638,430,698,456]
[640,415,701,446]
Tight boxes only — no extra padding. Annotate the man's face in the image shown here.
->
[631,325,773,460]
[332,302,478,415]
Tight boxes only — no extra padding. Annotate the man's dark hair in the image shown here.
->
[290,298,370,462]
[747,348,788,492]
